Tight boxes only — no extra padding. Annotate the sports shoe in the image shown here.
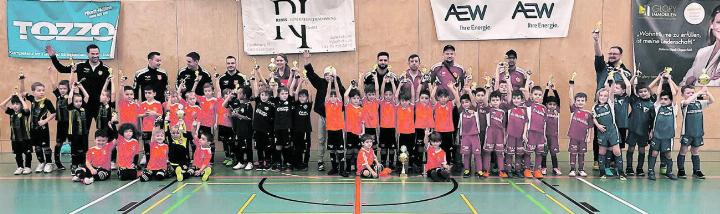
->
[14,167,23,175]
[659,166,667,175]
[693,170,706,179]
[677,169,687,179]
[111,162,117,170]
[648,171,656,180]
[463,169,471,178]
[666,173,678,180]
[553,168,563,176]
[625,168,635,176]
[317,161,326,171]
[22,167,32,175]
[35,163,46,173]
[523,169,533,178]
[534,169,543,179]
[175,166,184,182]
[579,170,588,177]
[593,161,599,170]
[201,168,212,182]
[499,171,509,178]
[232,162,246,170]
[568,170,576,177]
[636,168,645,177]
[83,177,94,185]
[225,160,235,167]
[72,175,80,182]
[482,170,489,178]
[541,168,547,175]
[604,168,614,177]
[44,163,54,173]
[222,159,230,165]
[600,175,607,179]
[476,171,484,178]
[618,174,627,181]
[244,162,254,170]
[339,170,349,177]
[327,168,338,175]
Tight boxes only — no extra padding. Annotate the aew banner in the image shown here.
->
[6,0,120,59]
[242,0,356,55]
[430,0,574,40]
[633,0,720,86]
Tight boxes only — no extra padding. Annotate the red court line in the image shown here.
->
[354,176,361,214]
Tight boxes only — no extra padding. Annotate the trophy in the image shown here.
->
[472,82,478,89]
[548,74,554,86]
[484,75,492,88]
[69,57,75,67]
[251,58,260,70]
[111,111,119,125]
[420,67,431,83]
[292,60,299,71]
[699,68,711,85]
[108,68,113,77]
[268,57,278,73]
[194,69,200,81]
[526,69,533,76]
[19,67,25,80]
[399,145,409,178]
[593,21,602,33]
[607,69,616,84]
[121,69,128,82]
[663,67,672,80]
[569,72,577,84]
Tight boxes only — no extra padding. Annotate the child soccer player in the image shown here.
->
[414,84,435,172]
[19,75,57,173]
[357,134,381,178]
[626,77,656,177]
[218,88,235,167]
[433,86,456,170]
[424,130,451,182]
[344,84,364,177]
[648,73,680,180]
[3,93,33,175]
[73,130,113,184]
[541,84,562,175]
[49,68,72,170]
[506,90,529,178]
[483,91,509,178]
[141,129,169,182]
[272,83,296,171]
[379,76,398,170]
[169,124,191,181]
[118,78,140,130]
[606,73,632,176]
[292,80,313,171]
[193,82,218,163]
[97,75,116,169]
[139,87,162,165]
[227,86,255,170]
[116,123,141,180]
[454,88,483,178]
[526,85,547,178]
[396,78,416,173]
[251,70,275,170]
[68,81,90,173]
[568,82,593,177]
[188,124,213,182]
[677,84,714,179]
[362,75,381,151]
[325,76,347,176]
[593,80,626,180]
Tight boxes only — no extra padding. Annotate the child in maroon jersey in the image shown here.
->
[567,82,594,177]
[506,90,529,178]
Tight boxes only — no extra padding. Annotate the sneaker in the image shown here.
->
[317,161,326,171]
[35,163,46,173]
[232,162,246,170]
[666,173,678,180]
[222,159,230,165]
[523,169,533,178]
[175,166,184,182]
[625,168,635,176]
[83,177,94,185]
[201,168,212,182]
[327,168,338,175]
[244,162,254,170]
[482,170,489,178]
[499,171,509,178]
[677,170,687,179]
[44,163,54,173]
[648,171,656,180]
[56,163,66,170]
[339,170,349,177]
[579,170,588,177]
[568,170,576,177]
[693,171,706,179]
[72,175,80,182]
[534,170,543,179]
[13,167,23,175]
[593,161,599,170]
[553,168,563,176]
[619,174,627,181]
[604,168,614,177]
[463,169,471,178]
[111,162,117,170]
[22,167,32,175]
[476,171,484,178]
[600,175,607,179]
[225,160,235,167]
[659,166,667,175]
[541,168,547,175]
[636,168,645,177]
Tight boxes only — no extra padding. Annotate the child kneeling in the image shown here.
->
[424,131,451,182]
[357,134,382,178]
[73,130,113,185]
[178,126,213,182]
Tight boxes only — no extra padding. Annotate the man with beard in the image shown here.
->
[219,56,247,91]
[177,52,212,97]
[497,50,528,91]
[134,52,169,102]
[46,44,110,128]
[403,54,424,91]
[431,45,466,99]
[364,52,399,88]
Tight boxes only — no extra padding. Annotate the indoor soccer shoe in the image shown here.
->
[83,177,94,185]
[499,171,509,178]
[541,168,547,175]
[22,167,32,175]
[604,168,614,177]
[232,162,245,170]
[463,169,471,178]
[568,170,576,177]
[648,171,656,180]
[677,169,687,179]
[693,170,706,179]
[534,170,543,179]
[523,169,533,178]
[666,173,678,180]
[72,175,80,182]
[553,168,563,176]
[13,168,23,175]
[578,170,588,177]
[244,162,254,170]
[44,163,54,173]
[476,171,484,178]
[625,168,635,176]
[35,163,45,173]
[175,166,184,182]
[201,168,212,182]
[317,161,325,171]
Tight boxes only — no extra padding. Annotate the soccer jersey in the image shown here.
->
[68,105,88,135]
[5,108,30,141]
[396,104,415,134]
[216,98,231,127]
[25,95,56,130]
[356,147,376,175]
[96,102,115,130]
[487,107,506,130]
[546,108,560,136]
[379,99,396,128]
[434,101,454,132]
[593,103,618,136]
[475,104,488,130]
[325,100,344,131]
[165,102,182,127]
[528,102,546,132]
[682,100,709,137]
[116,137,140,168]
[628,95,656,136]
[414,102,434,129]
[53,89,70,122]
[147,142,169,170]
[87,142,114,170]
[196,96,217,127]
[507,105,528,138]
[425,147,447,170]
[118,98,140,126]
[613,94,630,129]
[273,97,294,130]
[228,100,253,136]
[568,105,593,139]
[182,104,201,130]
[362,99,379,129]
[140,100,162,132]
[292,101,313,132]
[253,97,275,132]
[345,104,363,135]
[653,104,676,140]
[460,110,480,136]
[192,138,212,169]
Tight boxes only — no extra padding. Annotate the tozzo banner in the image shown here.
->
[633,0,720,86]
[429,0,574,41]
[6,0,120,59]
[241,0,356,55]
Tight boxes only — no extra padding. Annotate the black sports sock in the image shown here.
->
[692,155,701,172]
[677,154,686,171]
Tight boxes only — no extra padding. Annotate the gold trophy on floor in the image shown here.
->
[399,145,409,179]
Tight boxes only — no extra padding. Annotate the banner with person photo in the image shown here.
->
[633,0,720,86]
[241,0,356,55]
[6,0,120,59]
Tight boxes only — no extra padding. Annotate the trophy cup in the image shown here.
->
[593,21,602,33]
[399,145,409,178]
[121,69,128,82]
[268,58,278,73]
[526,69,533,76]
[569,72,577,84]
[252,58,260,70]
[484,75,492,88]
[472,81,478,89]
[194,69,200,81]
[548,74,554,86]
[69,57,75,67]
[699,68,711,85]
[663,67,672,80]
[108,68,113,77]
[607,69,616,84]
[19,67,25,80]
[292,60,299,71]
[420,67,431,83]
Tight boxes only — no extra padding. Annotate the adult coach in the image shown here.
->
[302,51,346,172]
[219,56,247,91]
[364,52,397,89]
[177,52,212,96]
[430,45,466,97]
[497,50,528,91]
[134,52,168,102]
[46,44,110,127]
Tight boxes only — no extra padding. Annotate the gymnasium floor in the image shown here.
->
[2,152,720,214]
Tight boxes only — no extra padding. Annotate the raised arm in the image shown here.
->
[620,70,632,96]
[20,94,30,111]
[45,45,73,74]
[569,82,575,107]
[252,68,260,98]
[19,73,26,95]
[78,84,90,103]
[0,95,13,108]
[214,75,222,98]
[449,84,461,107]
[344,81,353,103]
[47,66,58,91]
[592,32,602,57]
[666,74,680,97]
[390,77,398,102]
[324,76,333,103]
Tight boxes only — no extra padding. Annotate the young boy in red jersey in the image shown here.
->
[432,84,456,171]
[139,87,162,165]
[378,75,398,170]
[357,134,381,178]
[73,130,113,184]
[188,123,213,182]
[424,130,450,182]
[396,77,417,174]
[116,123,141,180]
[344,83,364,177]
[541,84,562,175]
[505,89,529,178]
[567,82,594,177]
[117,79,140,130]
[525,85,547,178]
[483,91,509,178]
[193,81,219,164]
[362,74,381,151]
[414,84,434,173]
[325,76,347,176]
[140,129,169,182]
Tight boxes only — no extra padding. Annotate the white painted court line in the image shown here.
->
[68,179,140,214]
[576,178,648,214]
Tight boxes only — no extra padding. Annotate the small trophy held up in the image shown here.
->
[663,67,672,80]
[252,58,260,70]
[121,69,128,82]
[569,72,577,84]
[484,75,492,88]
[19,67,25,80]
[472,81,478,89]
[548,74,554,86]
[194,69,200,81]
[593,21,602,33]
[69,57,75,67]
[399,145,409,178]
[268,57,278,73]
[607,69,616,84]
[526,69,533,76]
[292,60,299,71]
[699,68,711,85]
[108,68,113,77]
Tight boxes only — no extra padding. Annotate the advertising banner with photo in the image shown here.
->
[429,0,574,40]
[241,0,356,55]
[6,0,120,59]
[633,0,720,86]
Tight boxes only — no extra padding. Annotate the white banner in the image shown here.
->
[241,0,356,55]
[430,0,574,41]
